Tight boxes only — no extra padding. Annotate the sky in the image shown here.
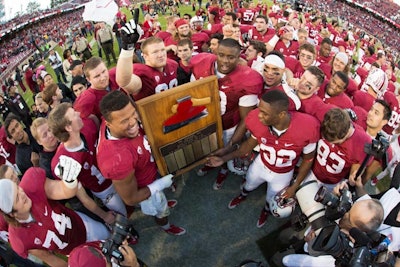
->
[3,0,51,21]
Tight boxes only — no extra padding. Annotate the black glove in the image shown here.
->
[121,19,144,50]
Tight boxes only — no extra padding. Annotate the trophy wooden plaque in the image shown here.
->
[135,76,223,176]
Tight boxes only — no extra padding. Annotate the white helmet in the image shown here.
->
[363,68,388,98]
[227,153,255,176]
[190,16,204,31]
[269,187,297,218]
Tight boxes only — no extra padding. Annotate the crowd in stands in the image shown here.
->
[0,0,399,266]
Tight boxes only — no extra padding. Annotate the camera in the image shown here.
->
[295,180,331,234]
[315,186,353,221]
[365,135,389,160]
[101,214,139,262]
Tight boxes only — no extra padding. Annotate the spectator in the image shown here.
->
[48,50,67,83]
[70,76,88,98]
[4,113,41,175]
[62,49,78,83]
[96,22,117,66]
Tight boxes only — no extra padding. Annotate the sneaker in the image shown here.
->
[257,209,270,228]
[168,199,178,208]
[213,171,228,190]
[228,195,247,209]
[196,165,213,176]
[163,225,186,236]
[370,177,379,186]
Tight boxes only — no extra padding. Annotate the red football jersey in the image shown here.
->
[246,110,320,173]
[9,168,86,257]
[191,53,263,129]
[383,91,400,135]
[97,121,157,188]
[285,57,305,78]
[238,8,258,25]
[313,126,372,184]
[274,40,299,59]
[300,94,337,122]
[131,59,178,101]
[352,90,375,112]
[247,27,276,43]
[191,32,210,53]
[73,67,119,119]
[51,119,112,193]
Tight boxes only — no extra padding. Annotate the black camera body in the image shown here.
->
[315,186,353,221]
[101,214,139,262]
[365,135,389,160]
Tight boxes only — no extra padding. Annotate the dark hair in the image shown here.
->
[63,49,71,60]
[4,113,21,139]
[374,99,392,121]
[333,71,349,88]
[321,108,351,142]
[71,76,88,89]
[367,46,375,56]
[183,13,192,19]
[261,90,289,113]
[100,91,132,122]
[307,66,325,86]
[225,12,237,21]
[219,38,241,53]
[48,103,72,142]
[248,40,267,57]
[255,15,268,23]
[177,38,194,49]
[210,33,224,42]
[321,37,333,46]
[0,164,11,178]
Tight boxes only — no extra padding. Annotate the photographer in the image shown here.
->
[68,240,141,267]
[275,177,384,267]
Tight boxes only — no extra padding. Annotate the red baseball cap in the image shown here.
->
[68,242,107,267]
[174,18,188,29]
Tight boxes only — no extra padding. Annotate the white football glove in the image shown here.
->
[147,174,173,195]
[54,155,82,189]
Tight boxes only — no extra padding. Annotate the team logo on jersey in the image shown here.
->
[34,238,42,245]
[261,138,267,144]
[83,162,90,170]
[137,147,143,155]
[155,76,160,83]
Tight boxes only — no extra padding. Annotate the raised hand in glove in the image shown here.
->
[54,155,82,188]
[147,174,173,195]
[121,19,144,50]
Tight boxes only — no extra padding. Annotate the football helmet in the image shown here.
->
[269,187,297,218]
[227,152,255,176]
[190,16,204,31]
[363,68,388,98]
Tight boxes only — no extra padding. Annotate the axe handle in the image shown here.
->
[171,97,211,114]
[172,158,208,178]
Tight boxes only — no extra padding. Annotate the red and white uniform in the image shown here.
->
[131,59,178,101]
[352,90,375,112]
[274,40,299,59]
[300,94,336,122]
[262,83,301,111]
[190,53,263,130]
[383,91,400,135]
[191,32,210,53]
[285,57,306,79]
[73,67,119,119]
[51,119,112,193]
[97,123,157,187]
[317,82,354,109]
[9,168,86,257]
[243,110,319,202]
[237,8,258,25]
[247,27,276,43]
[305,22,321,40]
[312,126,372,184]
[247,110,320,173]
